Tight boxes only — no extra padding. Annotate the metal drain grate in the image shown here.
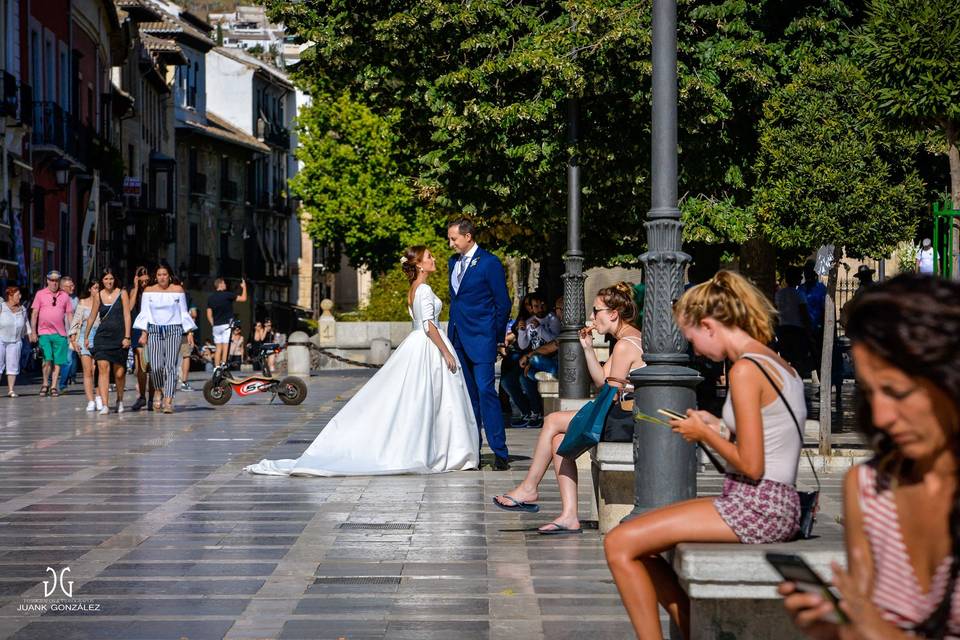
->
[285,439,315,444]
[337,522,413,531]
[313,576,401,585]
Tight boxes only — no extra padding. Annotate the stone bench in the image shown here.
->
[673,523,846,640]
[590,441,634,533]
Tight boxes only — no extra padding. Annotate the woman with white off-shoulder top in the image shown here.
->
[133,265,197,413]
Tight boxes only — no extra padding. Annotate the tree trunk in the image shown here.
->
[818,246,842,456]
[739,236,777,299]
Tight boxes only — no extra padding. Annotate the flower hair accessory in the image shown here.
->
[400,256,408,264]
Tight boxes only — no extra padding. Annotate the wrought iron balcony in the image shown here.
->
[2,71,17,118]
[221,179,239,202]
[189,172,207,195]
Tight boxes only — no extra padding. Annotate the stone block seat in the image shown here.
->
[673,520,846,640]
[535,371,560,414]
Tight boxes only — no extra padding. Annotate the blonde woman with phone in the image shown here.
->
[605,270,805,639]
[780,276,960,639]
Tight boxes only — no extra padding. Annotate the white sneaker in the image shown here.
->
[95,397,104,411]
[98,406,109,415]
[117,402,124,414]
[86,400,96,412]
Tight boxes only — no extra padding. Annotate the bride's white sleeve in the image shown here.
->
[416,287,438,334]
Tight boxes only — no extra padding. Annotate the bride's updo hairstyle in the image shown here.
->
[673,270,776,344]
[401,245,428,283]
[596,282,639,329]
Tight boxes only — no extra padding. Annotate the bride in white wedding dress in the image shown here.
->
[245,246,480,476]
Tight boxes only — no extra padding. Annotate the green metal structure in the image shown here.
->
[933,200,960,278]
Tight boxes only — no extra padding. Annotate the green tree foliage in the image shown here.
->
[857,0,960,205]
[273,0,929,272]
[291,92,422,275]
[754,60,926,257]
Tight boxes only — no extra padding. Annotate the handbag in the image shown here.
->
[601,375,635,442]
[556,382,618,459]
[743,357,820,540]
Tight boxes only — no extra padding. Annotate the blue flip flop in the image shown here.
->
[537,522,583,535]
[492,495,540,513]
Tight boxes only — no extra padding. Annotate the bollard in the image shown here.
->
[318,299,336,347]
[286,331,311,378]
[368,337,391,366]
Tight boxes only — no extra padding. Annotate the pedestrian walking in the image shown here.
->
[133,265,197,414]
[128,266,154,411]
[918,237,935,274]
[85,268,131,414]
[58,276,79,389]
[206,277,247,369]
[774,266,812,377]
[0,286,32,397]
[29,270,74,397]
[69,279,101,411]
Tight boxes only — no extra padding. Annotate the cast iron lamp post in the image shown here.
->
[627,0,700,517]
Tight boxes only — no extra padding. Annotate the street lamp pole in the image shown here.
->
[627,0,700,518]
[559,97,589,400]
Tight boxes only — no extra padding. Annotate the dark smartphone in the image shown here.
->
[765,553,848,624]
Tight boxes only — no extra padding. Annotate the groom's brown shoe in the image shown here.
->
[493,456,510,471]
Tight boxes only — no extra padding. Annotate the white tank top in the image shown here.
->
[721,353,805,486]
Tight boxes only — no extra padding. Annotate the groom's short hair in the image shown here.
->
[448,217,475,239]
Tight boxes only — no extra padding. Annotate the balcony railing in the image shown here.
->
[32,102,72,154]
[2,71,17,118]
[221,179,239,202]
[264,125,290,149]
[190,172,207,195]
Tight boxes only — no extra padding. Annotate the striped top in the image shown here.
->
[858,463,960,636]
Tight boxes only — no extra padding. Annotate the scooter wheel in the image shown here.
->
[203,380,233,405]
[278,376,307,405]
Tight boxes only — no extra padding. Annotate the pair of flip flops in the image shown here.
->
[492,497,583,535]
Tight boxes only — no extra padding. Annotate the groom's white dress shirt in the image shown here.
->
[452,244,480,295]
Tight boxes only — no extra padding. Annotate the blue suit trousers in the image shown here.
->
[453,335,508,460]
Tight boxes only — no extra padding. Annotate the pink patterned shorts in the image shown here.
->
[714,474,800,544]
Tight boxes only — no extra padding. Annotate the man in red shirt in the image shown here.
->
[29,271,74,396]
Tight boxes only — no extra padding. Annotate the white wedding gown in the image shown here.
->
[245,284,480,476]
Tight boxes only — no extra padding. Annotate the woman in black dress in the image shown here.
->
[84,268,131,414]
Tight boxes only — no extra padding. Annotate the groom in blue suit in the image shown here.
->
[446,218,512,470]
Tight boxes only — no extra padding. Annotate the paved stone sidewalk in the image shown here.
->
[0,371,845,640]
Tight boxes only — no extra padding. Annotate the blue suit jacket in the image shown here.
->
[447,248,511,364]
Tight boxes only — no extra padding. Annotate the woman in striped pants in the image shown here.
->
[132,265,197,413]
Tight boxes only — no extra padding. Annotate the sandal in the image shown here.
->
[50,387,59,397]
[152,398,162,411]
[162,400,173,414]
[38,385,48,397]
[8,391,17,398]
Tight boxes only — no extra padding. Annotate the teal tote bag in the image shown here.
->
[556,383,619,459]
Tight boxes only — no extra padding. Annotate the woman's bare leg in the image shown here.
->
[113,364,126,403]
[493,410,575,505]
[81,355,95,401]
[604,497,739,639]
[539,432,581,531]
[96,360,110,407]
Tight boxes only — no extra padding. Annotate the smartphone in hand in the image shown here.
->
[766,553,848,624]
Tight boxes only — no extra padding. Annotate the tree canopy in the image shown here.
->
[273,0,939,276]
